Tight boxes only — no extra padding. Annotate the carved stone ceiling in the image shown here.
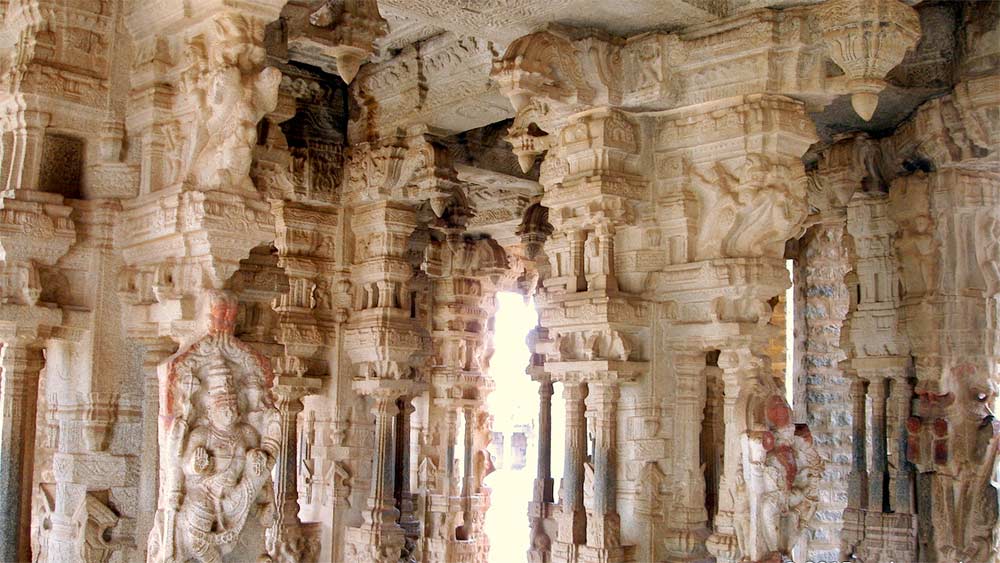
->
[377,0,715,51]
[375,0,827,55]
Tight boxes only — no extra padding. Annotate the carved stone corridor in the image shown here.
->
[0,0,997,562]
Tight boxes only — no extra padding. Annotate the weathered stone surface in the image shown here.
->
[0,1,996,562]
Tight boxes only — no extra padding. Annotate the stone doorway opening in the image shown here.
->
[482,292,553,563]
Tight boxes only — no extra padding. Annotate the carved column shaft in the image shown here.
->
[0,342,43,563]
[396,397,418,536]
[558,381,588,544]
[535,379,554,503]
[272,385,305,537]
[366,392,401,528]
[585,381,620,549]
[847,376,869,510]
[443,404,459,495]
[673,353,709,528]
[887,376,913,513]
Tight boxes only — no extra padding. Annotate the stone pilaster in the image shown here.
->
[0,340,44,563]
[135,338,177,561]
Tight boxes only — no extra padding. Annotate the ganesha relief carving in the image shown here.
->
[147,291,281,563]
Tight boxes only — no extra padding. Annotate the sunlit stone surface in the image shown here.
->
[0,0,997,562]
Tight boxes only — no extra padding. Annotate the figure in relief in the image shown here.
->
[735,394,822,562]
[147,291,281,563]
[179,14,281,191]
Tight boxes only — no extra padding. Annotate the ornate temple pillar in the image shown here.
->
[707,347,762,563]
[268,375,322,561]
[0,339,45,562]
[840,187,917,562]
[585,381,621,552]
[556,381,589,550]
[533,377,555,502]
[662,351,710,555]
[493,39,655,561]
[845,376,868,511]
[349,382,410,557]
[800,216,854,559]
[418,223,506,562]
[343,194,428,562]
[866,375,889,511]
[648,95,819,563]
[396,396,419,540]
[0,16,75,555]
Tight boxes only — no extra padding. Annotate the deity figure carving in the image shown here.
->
[734,395,822,562]
[147,291,281,563]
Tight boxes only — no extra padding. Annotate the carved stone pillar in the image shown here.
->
[368,391,401,528]
[867,375,889,511]
[706,348,756,563]
[669,353,710,531]
[343,197,426,562]
[556,381,588,550]
[584,381,621,555]
[345,381,411,562]
[528,376,555,562]
[268,376,322,562]
[0,340,44,563]
[846,376,869,511]
[801,215,853,560]
[887,375,914,513]
[890,169,999,562]
[534,378,555,504]
[843,187,917,562]
[396,396,418,541]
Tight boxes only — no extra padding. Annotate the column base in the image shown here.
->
[705,530,740,563]
[841,509,916,563]
[556,508,587,545]
[586,511,621,549]
[344,523,405,563]
[662,526,712,562]
[552,540,582,563]
[422,537,477,562]
[579,544,628,563]
[267,521,321,563]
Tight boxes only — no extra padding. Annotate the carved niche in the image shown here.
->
[147,291,281,563]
